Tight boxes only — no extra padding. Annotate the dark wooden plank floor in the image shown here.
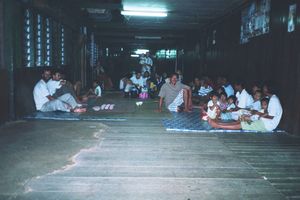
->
[1,98,299,199]
[219,134,300,200]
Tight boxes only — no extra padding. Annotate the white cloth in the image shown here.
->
[227,103,236,110]
[47,79,62,96]
[223,84,234,97]
[119,79,125,90]
[124,84,134,92]
[94,86,102,97]
[236,89,253,109]
[261,95,283,131]
[207,100,220,119]
[130,76,144,87]
[250,100,261,111]
[33,79,51,110]
[40,93,77,112]
[168,89,184,112]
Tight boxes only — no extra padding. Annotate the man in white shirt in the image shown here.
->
[140,52,153,75]
[47,71,80,103]
[130,72,145,90]
[230,81,253,120]
[234,81,253,109]
[208,82,283,132]
[33,70,85,112]
[47,71,64,96]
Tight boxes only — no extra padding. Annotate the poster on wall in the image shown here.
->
[288,4,296,33]
[240,0,271,44]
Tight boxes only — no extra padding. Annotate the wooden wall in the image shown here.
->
[0,0,85,123]
[0,0,9,124]
[196,0,300,134]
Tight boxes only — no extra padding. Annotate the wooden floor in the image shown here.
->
[1,97,300,199]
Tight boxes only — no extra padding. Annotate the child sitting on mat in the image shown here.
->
[220,95,236,120]
[247,97,269,122]
[207,92,220,120]
[249,90,262,111]
[219,92,228,112]
[87,80,102,97]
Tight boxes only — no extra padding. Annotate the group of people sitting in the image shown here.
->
[33,69,102,113]
[119,69,184,100]
[156,73,283,132]
[33,68,283,132]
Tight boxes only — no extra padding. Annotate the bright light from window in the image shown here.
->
[131,54,139,58]
[156,49,177,59]
[135,49,149,54]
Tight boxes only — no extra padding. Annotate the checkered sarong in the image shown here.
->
[168,89,184,112]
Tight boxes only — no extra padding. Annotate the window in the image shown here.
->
[90,33,99,67]
[156,49,177,59]
[24,9,34,67]
[288,4,296,33]
[36,14,43,66]
[60,25,65,65]
[45,18,52,66]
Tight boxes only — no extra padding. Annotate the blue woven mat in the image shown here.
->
[24,112,126,122]
[162,110,284,133]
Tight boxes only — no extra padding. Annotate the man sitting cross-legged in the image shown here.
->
[33,69,86,113]
[158,73,192,112]
[47,71,81,103]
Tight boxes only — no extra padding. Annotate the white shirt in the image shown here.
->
[144,56,153,67]
[223,84,234,97]
[261,95,283,131]
[124,84,134,92]
[250,100,261,111]
[236,89,253,109]
[119,79,125,90]
[47,79,62,96]
[33,79,50,110]
[130,76,144,87]
[94,86,102,97]
[142,76,150,86]
[198,86,213,96]
[207,100,220,119]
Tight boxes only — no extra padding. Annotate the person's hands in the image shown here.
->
[60,79,66,85]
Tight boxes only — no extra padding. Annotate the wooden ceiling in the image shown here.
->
[57,0,247,48]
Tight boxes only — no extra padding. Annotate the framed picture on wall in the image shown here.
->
[240,0,271,44]
[287,4,296,33]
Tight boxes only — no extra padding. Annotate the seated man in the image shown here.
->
[129,71,145,96]
[158,73,192,112]
[47,71,79,102]
[230,80,254,120]
[33,69,85,112]
[208,82,282,132]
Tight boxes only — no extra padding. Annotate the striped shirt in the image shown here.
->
[198,86,213,96]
